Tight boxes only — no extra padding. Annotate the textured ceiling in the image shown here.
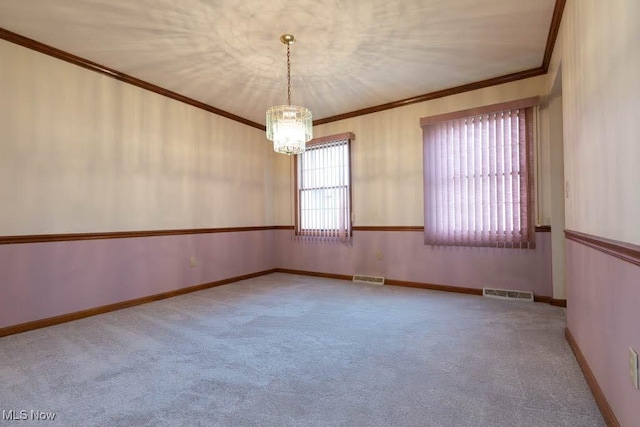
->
[0,0,556,126]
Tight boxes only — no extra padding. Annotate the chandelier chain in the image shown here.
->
[286,43,291,105]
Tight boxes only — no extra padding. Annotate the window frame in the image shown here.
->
[294,132,354,238]
[420,97,538,249]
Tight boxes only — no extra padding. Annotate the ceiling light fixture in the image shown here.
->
[266,34,312,155]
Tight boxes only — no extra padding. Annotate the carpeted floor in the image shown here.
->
[0,273,604,426]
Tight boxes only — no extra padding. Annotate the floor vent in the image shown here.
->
[482,287,534,302]
[352,275,385,285]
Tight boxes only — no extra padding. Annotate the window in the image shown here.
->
[421,98,537,248]
[295,132,353,239]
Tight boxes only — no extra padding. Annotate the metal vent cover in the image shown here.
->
[483,287,534,302]
[352,275,385,285]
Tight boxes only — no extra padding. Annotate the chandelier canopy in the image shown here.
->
[266,34,312,155]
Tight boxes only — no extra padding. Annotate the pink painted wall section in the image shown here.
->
[566,239,640,426]
[0,230,276,328]
[276,230,552,296]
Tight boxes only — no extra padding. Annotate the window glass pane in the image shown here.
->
[297,138,351,237]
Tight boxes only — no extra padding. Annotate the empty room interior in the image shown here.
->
[0,0,638,426]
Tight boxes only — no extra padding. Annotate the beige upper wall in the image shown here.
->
[274,75,548,226]
[1,33,562,234]
[0,40,274,235]
[548,0,640,245]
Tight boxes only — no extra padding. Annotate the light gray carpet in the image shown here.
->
[0,273,604,427]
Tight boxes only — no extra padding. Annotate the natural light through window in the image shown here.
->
[421,98,537,248]
[295,133,353,239]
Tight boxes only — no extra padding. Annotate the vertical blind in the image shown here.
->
[422,102,535,248]
[296,133,353,240]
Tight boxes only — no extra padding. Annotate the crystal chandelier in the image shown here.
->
[266,34,312,155]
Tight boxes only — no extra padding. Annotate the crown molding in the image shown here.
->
[314,67,546,125]
[1,0,566,130]
[542,0,567,72]
[314,0,566,125]
[0,27,265,131]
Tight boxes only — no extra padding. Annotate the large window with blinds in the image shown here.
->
[421,98,537,248]
[295,132,354,239]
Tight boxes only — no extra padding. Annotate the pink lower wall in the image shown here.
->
[8,227,638,422]
[276,230,552,296]
[1,229,552,330]
[0,230,276,328]
[566,239,640,426]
